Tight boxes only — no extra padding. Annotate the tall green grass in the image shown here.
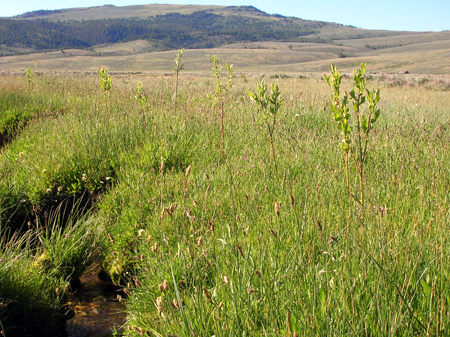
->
[0,208,102,336]
[0,73,449,335]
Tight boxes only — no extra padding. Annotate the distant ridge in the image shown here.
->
[1,4,366,55]
[2,3,450,74]
[15,4,268,19]
[12,4,272,21]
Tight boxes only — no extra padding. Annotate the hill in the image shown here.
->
[0,4,449,74]
[0,4,414,55]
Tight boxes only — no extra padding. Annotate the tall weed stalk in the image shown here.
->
[324,63,381,206]
[209,55,234,152]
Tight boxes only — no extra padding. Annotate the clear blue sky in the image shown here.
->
[2,0,449,32]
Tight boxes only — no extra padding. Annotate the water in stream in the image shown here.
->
[66,264,126,337]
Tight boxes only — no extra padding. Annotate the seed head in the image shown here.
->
[329,235,338,244]
[236,244,244,258]
[156,296,163,316]
[185,165,192,178]
[316,219,323,233]
[269,228,277,237]
[275,202,280,217]
[203,287,212,303]
[107,234,114,243]
[133,276,142,287]
[286,311,290,331]
[163,279,170,291]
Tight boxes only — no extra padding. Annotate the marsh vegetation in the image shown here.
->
[0,61,449,336]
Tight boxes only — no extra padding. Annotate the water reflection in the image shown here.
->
[66,264,126,337]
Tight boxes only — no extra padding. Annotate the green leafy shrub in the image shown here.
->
[25,60,38,90]
[248,79,283,174]
[98,66,112,113]
[324,63,381,206]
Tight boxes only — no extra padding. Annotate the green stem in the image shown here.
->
[345,152,350,198]
[266,120,277,174]
[220,98,225,153]
[174,72,179,116]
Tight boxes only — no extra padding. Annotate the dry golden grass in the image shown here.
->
[335,30,450,49]
[2,44,450,76]
[15,4,271,21]
[93,40,153,54]
[1,20,449,75]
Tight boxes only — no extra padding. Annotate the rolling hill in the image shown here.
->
[0,4,449,74]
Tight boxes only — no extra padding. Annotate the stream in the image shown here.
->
[66,264,126,337]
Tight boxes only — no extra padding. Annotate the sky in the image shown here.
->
[1,0,449,32]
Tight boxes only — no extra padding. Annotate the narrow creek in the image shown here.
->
[66,264,126,337]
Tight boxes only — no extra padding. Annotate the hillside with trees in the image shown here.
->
[0,5,408,55]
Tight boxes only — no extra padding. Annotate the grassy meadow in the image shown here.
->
[0,64,450,336]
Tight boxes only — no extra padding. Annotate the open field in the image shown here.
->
[0,62,450,336]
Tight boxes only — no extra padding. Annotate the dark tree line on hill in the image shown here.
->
[0,11,320,52]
